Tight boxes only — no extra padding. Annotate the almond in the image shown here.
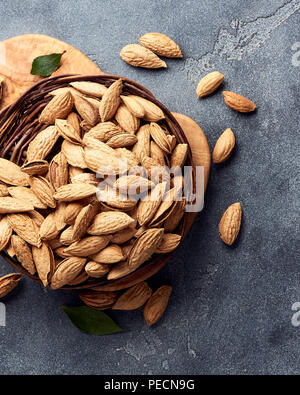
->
[67,112,82,139]
[79,290,118,310]
[137,182,166,226]
[138,32,182,58]
[71,173,98,186]
[49,152,69,190]
[87,122,123,142]
[0,184,9,197]
[27,126,59,161]
[212,128,235,163]
[29,176,56,208]
[131,96,165,122]
[128,228,164,270]
[8,186,46,209]
[107,260,135,280]
[143,285,172,326]
[53,183,96,202]
[0,158,30,186]
[61,140,87,169]
[39,212,59,240]
[223,91,256,113]
[164,197,186,232]
[115,104,140,133]
[121,95,145,118]
[106,133,138,148]
[51,257,86,289]
[120,44,167,69]
[11,235,36,275]
[149,122,171,154]
[85,261,110,278]
[72,202,100,241]
[114,175,154,195]
[0,197,34,213]
[70,81,107,98]
[91,244,124,264]
[7,213,41,247]
[196,71,224,98]
[63,235,111,257]
[88,211,135,235]
[99,78,123,122]
[39,91,73,124]
[132,124,150,162]
[156,233,182,254]
[64,201,84,224]
[73,94,99,126]
[150,141,165,166]
[0,273,22,299]
[0,217,12,251]
[113,281,152,310]
[60,226,76,245]
[171,144,188,168]
[55,119,82,145]
[32,242,55,286]
[21,160,49,176]
[219,202,242,245]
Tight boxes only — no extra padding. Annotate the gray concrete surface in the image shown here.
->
[0,0,299,375]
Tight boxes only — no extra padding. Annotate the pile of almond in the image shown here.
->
[0,78,188,313]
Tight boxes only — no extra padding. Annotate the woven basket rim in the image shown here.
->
[0,73,196,291]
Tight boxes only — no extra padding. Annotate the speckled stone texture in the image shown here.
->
[0,0,299,375]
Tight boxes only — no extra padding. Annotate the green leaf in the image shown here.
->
[31,51,66,77]
[61,305,128,335]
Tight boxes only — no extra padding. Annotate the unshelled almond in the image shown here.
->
[88,211,135,235]
[0,273,23,299]
[212,128,235,163]
[196,71,224,98]
[99,78,123,122]
[11,235,36,275]
[70,81,107,98]
[113,281,152,310]
[0,158,30,186]
[79,290,118,310]
[115,104,140,134]
[223,91,256,113]
[143,285,172,326]
[121,95,145,118]
[85,261,110,278]
[51,257,86,289]
[0,217,12,251]
[91,244,124,264]
[219,202,242,245]
[32,242,55,286]
[27,126,59,161]
[128,228,164,270]
[21,160,49,176]
[120,44,167,69]
[156,233,182,254]
[39,91,73,124]
[7,213,41,247]
[139,32,182,58]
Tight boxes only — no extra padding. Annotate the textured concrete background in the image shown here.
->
[0,0,299,375]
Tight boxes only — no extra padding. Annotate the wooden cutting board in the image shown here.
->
[0,34,210,229]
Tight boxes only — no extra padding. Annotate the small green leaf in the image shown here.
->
[61,305,128,335]
[31,51,66,77]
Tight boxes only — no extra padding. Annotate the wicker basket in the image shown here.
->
[0,74,195,291]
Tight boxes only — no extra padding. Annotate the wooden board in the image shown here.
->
[0,34,210,232]
[0,34,102,109]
